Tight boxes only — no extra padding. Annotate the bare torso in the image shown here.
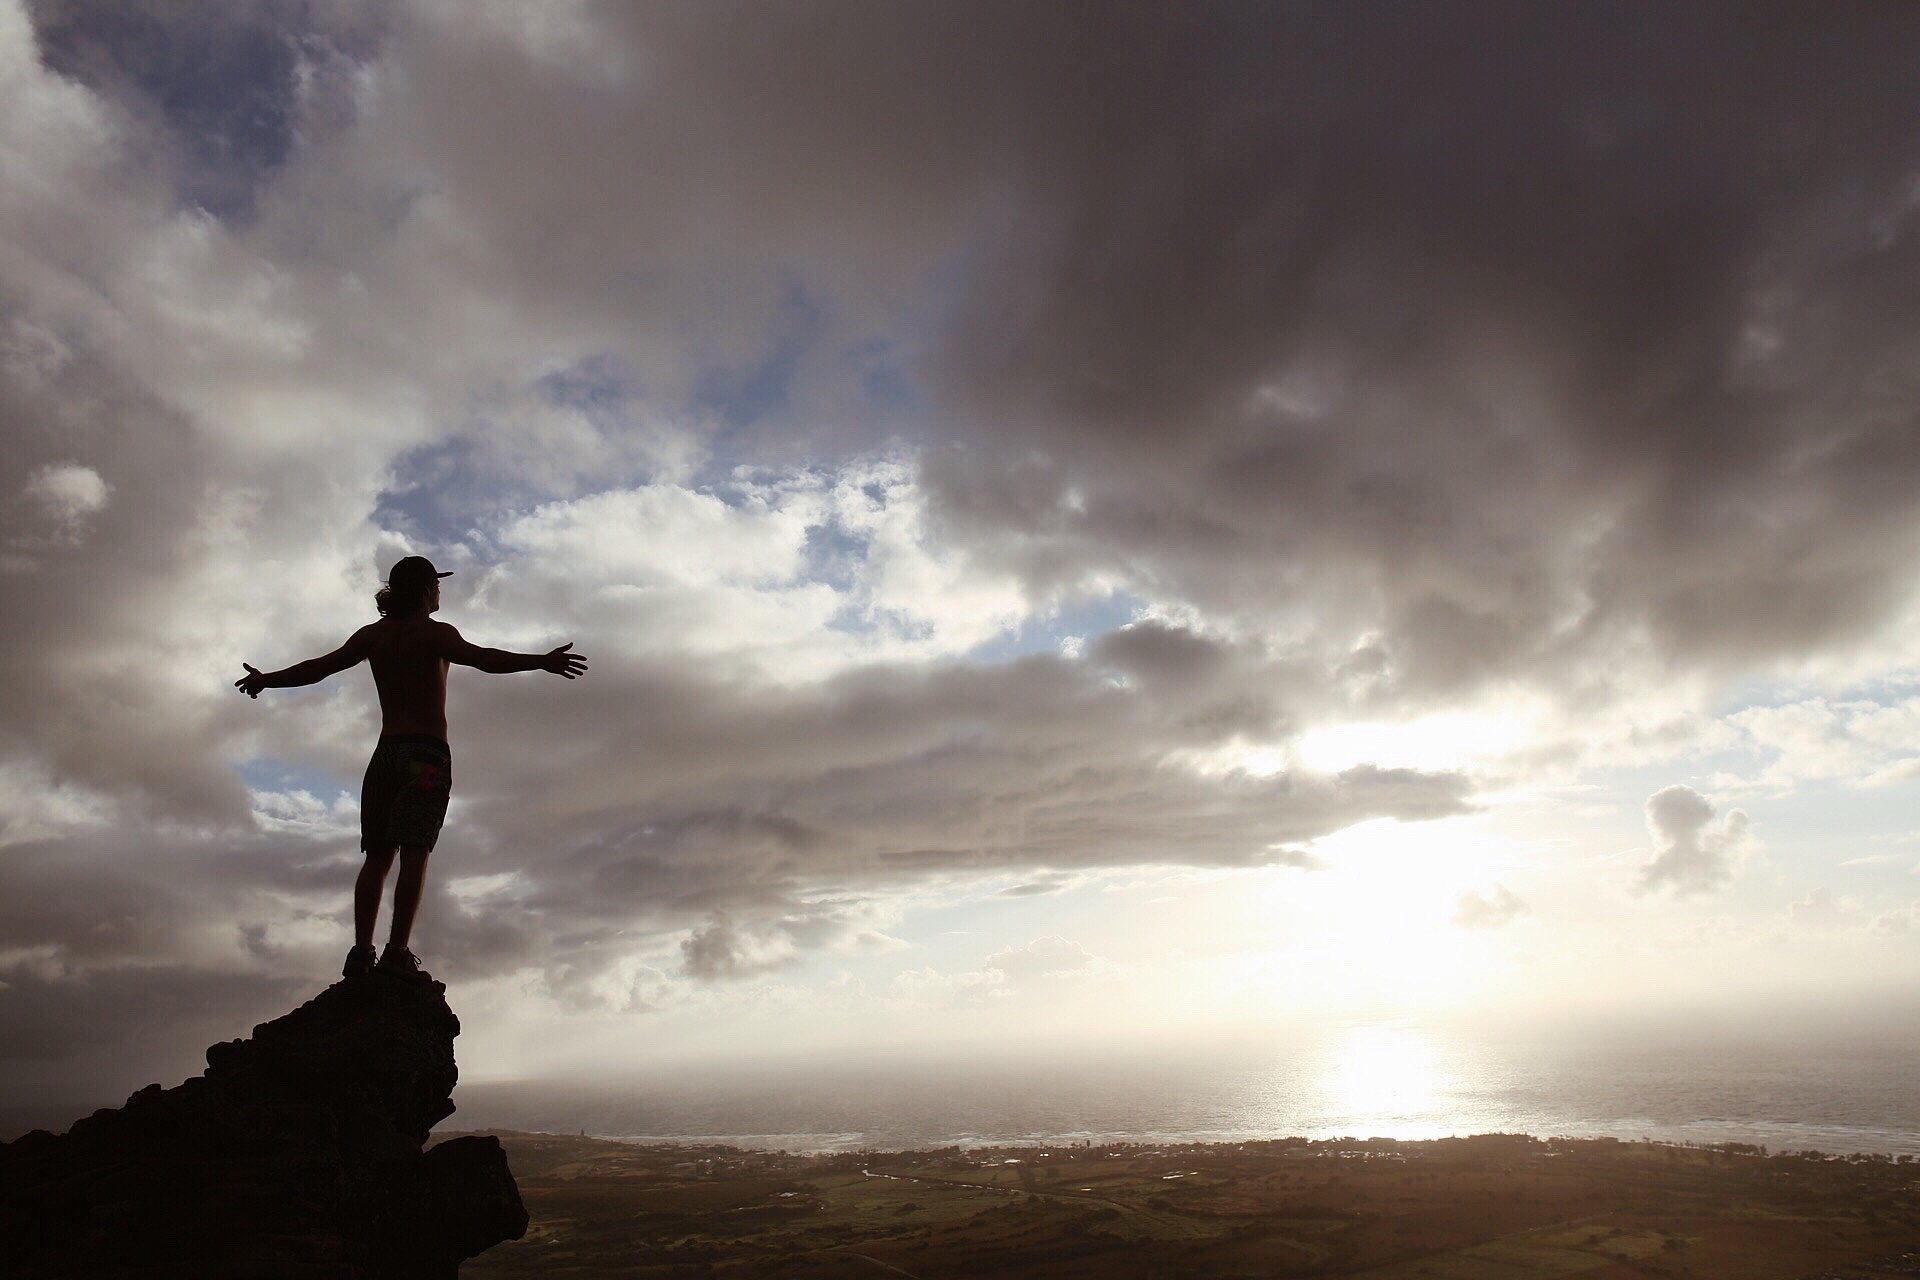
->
[362,614,451,740]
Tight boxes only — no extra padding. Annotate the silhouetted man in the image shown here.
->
[236,556,586,979]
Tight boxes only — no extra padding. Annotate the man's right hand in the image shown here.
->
[542,643,588,679]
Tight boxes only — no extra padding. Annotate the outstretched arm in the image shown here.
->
[236,628,372,698]
[443,630,588,679]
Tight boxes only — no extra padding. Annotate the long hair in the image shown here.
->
[374,581,431,617]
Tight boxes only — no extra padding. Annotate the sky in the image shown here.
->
[4,0,1920,1113]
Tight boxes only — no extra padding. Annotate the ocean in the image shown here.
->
[447,1018,1920,1158]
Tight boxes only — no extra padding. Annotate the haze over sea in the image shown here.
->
[453,1014,1920,1160]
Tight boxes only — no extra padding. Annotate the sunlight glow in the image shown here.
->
[1179,708,1536,781]
[1297,712,1527,773]
[1316,1025,1445,1127]
[1239,817,1520,1018]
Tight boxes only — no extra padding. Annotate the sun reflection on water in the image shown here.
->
[1310,1024,1457,1137]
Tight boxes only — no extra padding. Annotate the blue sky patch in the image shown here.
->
[235,757,354,804]
[694,281,826,432]
[31,3,313,220]
[969,592,1145,664]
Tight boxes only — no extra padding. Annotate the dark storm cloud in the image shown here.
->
[863,1,1920,697]
[316,0,1920,698]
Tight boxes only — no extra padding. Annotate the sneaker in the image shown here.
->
[342,944,377,979]
[377,945,423,978]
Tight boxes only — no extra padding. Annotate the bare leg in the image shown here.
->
[386,844,432,951]
[354,848,397,951]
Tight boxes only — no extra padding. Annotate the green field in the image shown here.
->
[453,1131,1920,1279]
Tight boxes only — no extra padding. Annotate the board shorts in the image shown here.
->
[360,734,452,853]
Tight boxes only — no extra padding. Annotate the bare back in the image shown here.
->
[362,614,452,740]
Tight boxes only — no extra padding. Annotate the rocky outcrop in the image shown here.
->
[0,973,527,1278]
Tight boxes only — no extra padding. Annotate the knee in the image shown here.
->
[398,845,431,871]
[360,847,397,873]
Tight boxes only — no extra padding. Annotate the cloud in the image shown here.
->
[1266,846,1328,871]
[23,462,109,532]
[995,874,1076,898]
[680,901,906,983]
[1637,785,1753,895]
[1454,884,1526,930]
[545,954,678,1015]
[1726,697,1920,790]
[5,0,1920,1101]
[680,916,787,982]
[1788,887,1842,930]
[909,5,1920,697]
[984,936,1092,983]
[1872,902,1916,935]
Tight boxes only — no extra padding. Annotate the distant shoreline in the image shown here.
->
[444,1125,1918,1164]
[444,1035,1920,1162]
[15,1105,1915,1162]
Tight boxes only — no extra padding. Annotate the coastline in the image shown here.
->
[452,1122,1920,1162]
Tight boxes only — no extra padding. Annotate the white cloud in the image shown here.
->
[478,458,1029,680]
[1788,887,1842,929]
[1726,697,1920,788]
[24,461,108,524]
[1453,884,1526,929]
[248,787,357,839]
[546,953,680,1014]
[1637,785,1753,895]
[825,455,1028,658]
[1872,902,1917,934]
[499,482,820,589]
[0,758,116,846]
[985,935,1093,983]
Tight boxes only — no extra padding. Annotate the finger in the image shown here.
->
[244,663,261,674]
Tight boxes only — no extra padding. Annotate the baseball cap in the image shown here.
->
[388,555,453,589]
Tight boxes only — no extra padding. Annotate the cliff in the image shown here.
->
[0,972,527,1278]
